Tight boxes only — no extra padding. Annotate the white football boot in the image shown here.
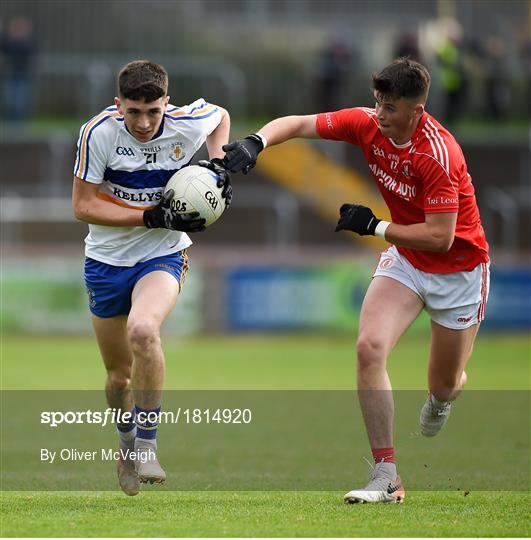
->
[420,393,452,437]
[344,460,405,504]
[134,442,166,484]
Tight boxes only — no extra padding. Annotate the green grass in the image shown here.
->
[1,491,529,537]
[1,333,529,390]
[0,332,529,537]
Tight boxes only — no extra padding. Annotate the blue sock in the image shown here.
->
[134,405,160,442]
[116,408,136,448]
[116,408,136,433]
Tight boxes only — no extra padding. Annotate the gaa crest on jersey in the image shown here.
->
[169,142,186,162]
[401,160,412,178]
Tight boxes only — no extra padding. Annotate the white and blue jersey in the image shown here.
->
[74,99,222,266]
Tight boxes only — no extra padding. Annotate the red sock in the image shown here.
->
[372,447,395,464]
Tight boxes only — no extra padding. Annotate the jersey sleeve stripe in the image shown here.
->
[424,125,447,173]
[75,112,119,179]
[166,99,207,114]
[422,121,459,195]
[73,138,82,177]
[167,109,219,121]
[166,102,212,117]
[74,119,96,177]
[81,115,115,180]
[422,125,447,172]
[426,118,449,174]
[358,107,377,117]
[75,111,108,178]
[429,123,449,173]
[356,107,379,127]
[96,191,155,211]
[422,126,450,175]
[165,107,216,120]
[415,151,458,196]
[165,104,217,120]
[422,128,441,166]
[182,101,209,114]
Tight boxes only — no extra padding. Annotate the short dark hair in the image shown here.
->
[118,60,168,102]
[372,58,431,102]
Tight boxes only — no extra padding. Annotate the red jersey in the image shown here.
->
[316,107,489,273]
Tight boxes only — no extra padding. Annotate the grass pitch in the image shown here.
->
[2,491,529,537]
[2,333,529,390]
[1,333,529,537]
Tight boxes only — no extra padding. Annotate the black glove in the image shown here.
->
[222,133,264,174]
[335,203,380,236]
[143,189,206,232]
[197,158,233,207]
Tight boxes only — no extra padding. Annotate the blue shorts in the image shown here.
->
[84,251,189,318]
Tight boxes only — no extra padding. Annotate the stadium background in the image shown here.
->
[0,1,530,536]
[1,0,529,337]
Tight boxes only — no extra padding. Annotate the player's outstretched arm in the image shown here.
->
[72,176,145,227]
[198,107,233,207]
[223,115,318,173]
[335,203,456,252]
[72,177,205,232]
[206,106,230,160]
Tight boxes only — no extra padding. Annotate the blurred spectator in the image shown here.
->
[483,35,510,121]
[315,40,353,112]
[520,40,531,119]
[435,19,467,125]
[1,16,35,124]
[393,33,424,64]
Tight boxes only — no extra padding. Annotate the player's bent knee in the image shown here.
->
[127,318,160,351]
[107,370,131,392]
[356,335,387,368]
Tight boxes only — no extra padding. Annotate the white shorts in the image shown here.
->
[373,245,490,330]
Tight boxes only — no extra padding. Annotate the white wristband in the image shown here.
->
[255,132,268,149]
[374,220,391,239]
